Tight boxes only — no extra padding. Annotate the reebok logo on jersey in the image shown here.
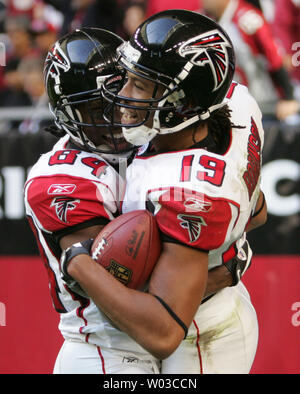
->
[183,197,212,213]
[179,29,231,91]
[48,184,76,195]
[177,214,207,243]
[50,197,80,223]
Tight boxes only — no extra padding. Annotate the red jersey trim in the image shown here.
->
[193,319,203,374]
[97,346,106,374]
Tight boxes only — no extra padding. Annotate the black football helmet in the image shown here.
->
[44,28,133,154]
[102,10,236,145]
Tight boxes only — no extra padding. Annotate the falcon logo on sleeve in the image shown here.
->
[177,214,207,243]
[50,197,80,223]
[179,29,231,91]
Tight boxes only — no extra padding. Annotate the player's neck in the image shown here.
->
[151,124,208,153]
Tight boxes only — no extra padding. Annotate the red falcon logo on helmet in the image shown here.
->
[177,214,207,243]
[44,43,71,93]
[45,43,70,76]
[50,197,80,223]
[179,29,231,91]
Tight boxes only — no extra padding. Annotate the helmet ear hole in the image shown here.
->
[159,92,198,129]
[58,107,70,123]
[165,89,186,105]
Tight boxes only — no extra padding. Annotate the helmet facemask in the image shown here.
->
[44,28,135,154]
[102,11,235,146]
[102,39,230,146]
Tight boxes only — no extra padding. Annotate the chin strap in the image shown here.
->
[122,125,158,146]
[122,93,230,147]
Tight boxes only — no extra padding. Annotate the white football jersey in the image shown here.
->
[122,83,264,269]
[24,135,153,356]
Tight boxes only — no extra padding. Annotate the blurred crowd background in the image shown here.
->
[0,0,299,134]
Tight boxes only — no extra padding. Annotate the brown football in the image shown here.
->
[91,210,161,290]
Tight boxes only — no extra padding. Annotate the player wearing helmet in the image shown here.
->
[43,28,132,159]
[102,10,235,145]
[62,11,267,374]
[24,28,161,374]
[24,26,254,374]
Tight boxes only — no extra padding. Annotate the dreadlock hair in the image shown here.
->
[200,104,245,153]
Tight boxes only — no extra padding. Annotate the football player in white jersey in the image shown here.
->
[100,10,267,373]
[24,28,161,374]
[24,26,254,374]
[60,12,267,374]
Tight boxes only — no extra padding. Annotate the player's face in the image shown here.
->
[118,71,165,128]
[79,98,131,152]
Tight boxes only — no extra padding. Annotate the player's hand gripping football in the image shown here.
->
[59,210,161,296]
[60,239,94,298]
[224,234,253,286]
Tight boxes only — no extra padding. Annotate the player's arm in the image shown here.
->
[206,191,268,294]
[60,224,245,309]
[64,240,208,359]
[246,190,267,232]
[207,191,268,292]
[60,224,105,250]
[60,221,242,317]
[204,265,232,295]
[204,232,253,295]
[204,191,267,297]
